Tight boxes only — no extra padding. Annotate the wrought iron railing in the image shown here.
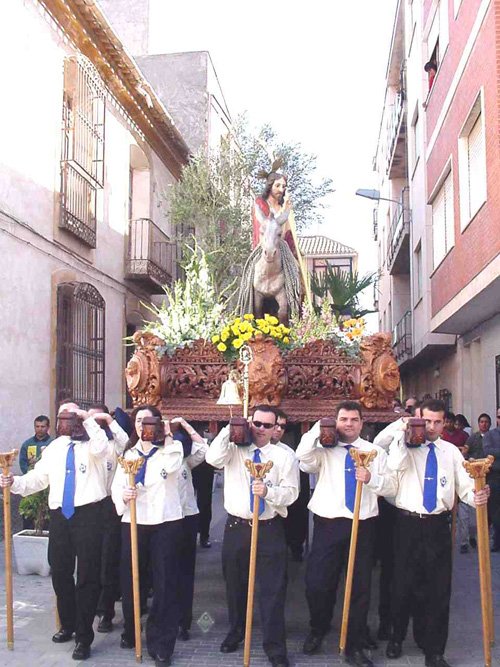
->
[392,310,412,363]
[387,187,411,268]
[126,218,180,289]
[385,61,406,175]
[60,161,97,247]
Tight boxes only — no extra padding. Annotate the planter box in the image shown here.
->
[13,530,50,576]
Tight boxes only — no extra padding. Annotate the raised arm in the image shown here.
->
[205,425,236,468]
[296,420,323,474]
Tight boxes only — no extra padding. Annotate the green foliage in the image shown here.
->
[310,267,377,320]
[169,136,252,296]
[141,242,232,354]
[235,115,335,231]
[19,489,49,535]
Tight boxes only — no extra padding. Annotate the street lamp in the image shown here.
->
[355,189,401,206]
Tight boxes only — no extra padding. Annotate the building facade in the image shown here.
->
[0,0,191,451]
[374,0,500,419]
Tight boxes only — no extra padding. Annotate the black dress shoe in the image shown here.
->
[386,640,403,659]
[52,628,74,643]
[290,549,303,562]
[425,655,451,667]
[200,538,212,548]
[120,635,135,649]
[377,620,391,641]
[269,657,289,667]
[362,628,378,650]
[154,655,172,666]
[97,616,113,633]
[178,626,190,641]
[72,643,91,661]
[346,648,374,667]
[302,632,323,654]
[220,633,243,653]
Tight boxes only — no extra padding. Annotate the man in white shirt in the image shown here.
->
[385,399,489,667]
[206,404,299,667]
[0,405,110,661]
[271,409,309,562]
[297,400,396,667]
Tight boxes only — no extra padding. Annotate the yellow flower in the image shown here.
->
[221,331,229,342]
[232,338,243,349]
[231,325,240,336]
[274,331,283,339]
[244,313,254,320]
[260,324,270,334]
[234,317,241,324]
[212,335,220,344]
[283,337,290,344]
[268,315,279,325]
[352,328,362,337]
[242,332,252,341]
[217,342,227,352]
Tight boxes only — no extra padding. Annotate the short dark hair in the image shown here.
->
[455,413,470,429]
[251,405,277,423]
[335,401,363,420]
[34,415,50,426]
[444,411,456,422]
[89,403,110,414]
[478,413,492,425]
[421,399,446,415]
[273,409,288,422]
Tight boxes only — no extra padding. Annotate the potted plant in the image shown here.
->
[13,488,50,576]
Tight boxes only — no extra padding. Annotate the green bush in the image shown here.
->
[19,489,49,535]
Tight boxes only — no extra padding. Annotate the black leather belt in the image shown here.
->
[397,508,451,520]
[227,514,280,527]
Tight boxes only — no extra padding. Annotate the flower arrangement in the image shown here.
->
[212,313,292,358]
[140,243,230,356]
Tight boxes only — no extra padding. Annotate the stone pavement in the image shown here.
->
[1,488,500,666]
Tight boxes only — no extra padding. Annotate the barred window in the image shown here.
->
[60,56,106,247]
[56,282,105,410]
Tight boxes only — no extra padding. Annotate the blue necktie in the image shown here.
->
[61,442,76,519]
[135,447,159,486]
[344,448,357,512]
[423,443,438,512]
[249,448,265,516]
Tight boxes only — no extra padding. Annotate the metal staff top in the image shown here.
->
[239,344,253,419]
[349,448,378,469]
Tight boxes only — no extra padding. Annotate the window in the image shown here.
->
[60,56,106,247]
[414,243,423,302]
[312,257,353,278]
[459,93,487,229]
[432,171,454,268]
[56,282,105,409]
[425,1,449,89]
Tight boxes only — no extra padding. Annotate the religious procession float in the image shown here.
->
[125,168,401,430]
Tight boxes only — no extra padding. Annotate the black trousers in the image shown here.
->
[121,519,182,658]
[375,498,396,625]
[390,512,452,656]
[222,515,288,659]
[179,514,199,630]
[305,515,376,651]
[284,471,309,557]
[192,462,214,541]
[487,475,500,547]
[48,501,104,646]
[96,495,121,619]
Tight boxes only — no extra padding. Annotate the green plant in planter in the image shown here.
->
[19,489,50,535]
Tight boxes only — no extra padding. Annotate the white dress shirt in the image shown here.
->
[178,440,208,517]
[206,425,299,520]
[12,417,109,509]
[111,439,184,525]
[296,420,396,520]
[373,417,406,452]
[103,420,130,495]
[387,432,475,513]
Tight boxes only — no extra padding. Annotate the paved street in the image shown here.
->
[1,488,500,666]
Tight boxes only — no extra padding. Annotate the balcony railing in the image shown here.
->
[60,161,97,247]
[392,310,412,364]
[387,187,411,273]
[385,62,407,177]
[126,218,180,292]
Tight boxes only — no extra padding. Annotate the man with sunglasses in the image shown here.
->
[206,405,299,667]
[297,401,396,667]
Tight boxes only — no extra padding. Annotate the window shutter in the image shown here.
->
[432,185,446,268]
[443,172,454,254]
[468,114,486,216]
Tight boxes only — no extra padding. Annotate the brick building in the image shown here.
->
[373,0,500,419]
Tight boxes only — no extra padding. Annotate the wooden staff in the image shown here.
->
[463,456,494,666]
[0,450,18,650]
[243,459,273,667]
[118,457,145,664]
[339,448,378,655]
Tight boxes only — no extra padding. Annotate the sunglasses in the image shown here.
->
[252,421,275,430]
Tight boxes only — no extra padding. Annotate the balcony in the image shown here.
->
[392,310,412,365]
[385,63,407,179]
[126,218,180,293]
[387,187,410,275]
